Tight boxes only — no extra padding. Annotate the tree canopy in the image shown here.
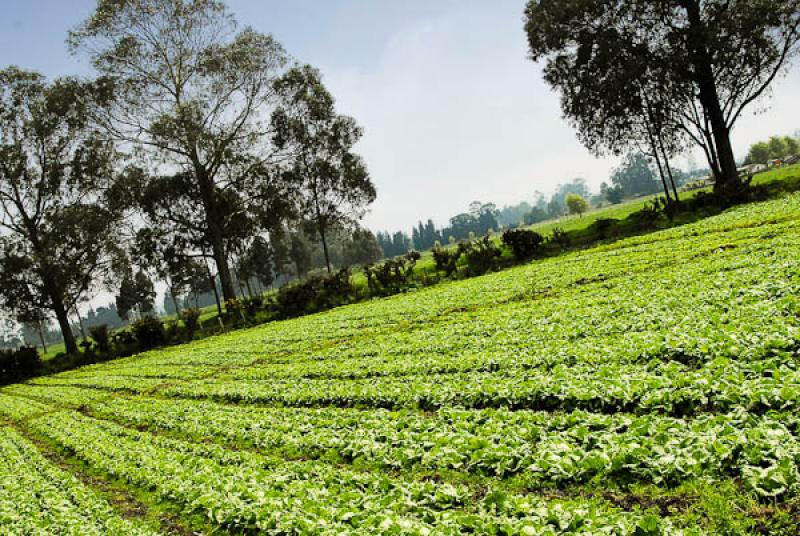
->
[524,0,800,200]
[0,68,125,354]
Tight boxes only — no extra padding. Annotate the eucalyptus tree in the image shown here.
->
[0,68,124,355]
[524,0,800,200]
[69,0,291,301]
[271,65,376,273]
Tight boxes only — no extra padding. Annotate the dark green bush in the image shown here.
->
[180,308,202,340]
[591,218,616,239]
[461,236,501,276]
[89,324,112,354]
[242,296,264,317]
[364,251,420,296]
[432,245,461,276]
[274,269,353,318]
[550,227,570,249]
[132,315,166,350]
[0,346,41,385]
[502,229,544,260]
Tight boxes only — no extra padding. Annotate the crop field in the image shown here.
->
[2,193,800,534]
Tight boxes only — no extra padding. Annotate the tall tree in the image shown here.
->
[0,68,123,354]
[272,65,376,273]
[69,0,290,301]
[524,0,800,200]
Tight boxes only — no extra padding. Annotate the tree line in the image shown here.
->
[0,0,377,355]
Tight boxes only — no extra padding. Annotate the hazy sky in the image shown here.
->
[1,0,798,233]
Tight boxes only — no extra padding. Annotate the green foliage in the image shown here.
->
[550,227,570,249]
[432,245,460,276]
[180,308,202,340]
[363,251,420,296]
[747,135,799,164]
[565,193,589,217]
[460,237,501,276]
[274,269,353,318]
[88,325,111,355]
[0,346,40,385]
[131,316,166,351]
[4,175,800,533]
[502,229,544,260]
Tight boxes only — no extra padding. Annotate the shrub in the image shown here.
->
[591,218,615,239]
[242,296,264,317]
[461,236,501,276]
[180,308,202,340]
[319,269,354,308]
[636,199,664,229]
[364,251,420,296]
[88,324,112,354]
[131,315,166,350]
[164,320,181,343]
[502,229,544,260]
[550,227,570,249]
[224,299,245,323]
[274,269,354,318]
[432,245,461,277]
[0,346,41,385]
[111,330,137,357]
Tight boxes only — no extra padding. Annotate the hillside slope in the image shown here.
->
[2,193,800,534]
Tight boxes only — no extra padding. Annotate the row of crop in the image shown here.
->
[0,426,156,535]
[29,355,800,418]
[85,395,800,497]
[0,392,53,420]
[26,411,678,534]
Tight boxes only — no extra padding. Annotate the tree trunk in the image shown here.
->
[52,298,78,355]
[245,279,254,297]
[646,128,672,204]
[194,161,237,302]
[209,228,237,302]
[209,273,222,317]
[319,225,332,274]
[37,322,48,353]
[74,307,87,340]
[170,286,181,317]
[658,138,680,202]
[682,0,740,197]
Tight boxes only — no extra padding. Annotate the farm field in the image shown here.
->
[2,192,800,534]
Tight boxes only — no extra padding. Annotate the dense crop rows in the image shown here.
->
[0,426,155,535]
[2,194,800,533]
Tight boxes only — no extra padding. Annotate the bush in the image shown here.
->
[432,245,461,277]
[242,296,264,317]
[111,330,137,357]
[502,229,544,260]
[180,308,202,340]
[224,299,245,323]
[131,315,166,350]
[550,227,570,249]
[274,269,354,318]
[461,236,501,276]
[0,346,41,385]
[590,218,615,239]
[364,251,420,296]
[88,324,112,355]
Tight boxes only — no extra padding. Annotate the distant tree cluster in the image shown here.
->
[745,135,800,165]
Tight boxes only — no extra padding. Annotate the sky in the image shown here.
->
[1,0,798,233]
